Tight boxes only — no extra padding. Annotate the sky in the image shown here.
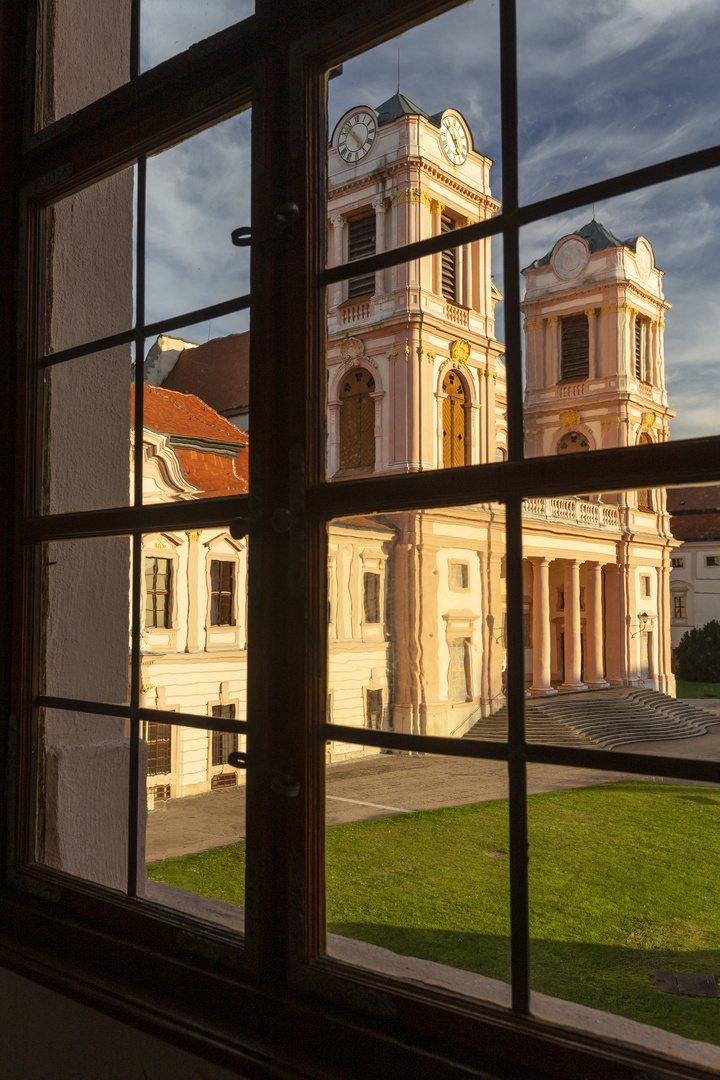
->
[139,0,720,441]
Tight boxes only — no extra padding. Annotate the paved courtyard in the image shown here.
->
[145,701,720,863]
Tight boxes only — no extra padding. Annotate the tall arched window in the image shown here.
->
[339,367,376,471]
[442,370,468,468]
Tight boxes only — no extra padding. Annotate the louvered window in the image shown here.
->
[635,317,649,382]
[441,215,458,301]
[560,314,589,381]
[347,213,375,299]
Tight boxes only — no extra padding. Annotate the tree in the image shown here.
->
[676,620,720,682]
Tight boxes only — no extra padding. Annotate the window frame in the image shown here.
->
[3,3,720,1079]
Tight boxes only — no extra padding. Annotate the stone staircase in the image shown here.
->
[464,688,720,749]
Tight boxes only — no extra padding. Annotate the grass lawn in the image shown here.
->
[676,679,720,699]
[147,780,720,1045]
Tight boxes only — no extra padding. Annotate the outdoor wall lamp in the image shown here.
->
[631,612,650,637]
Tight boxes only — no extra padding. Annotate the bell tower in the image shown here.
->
[521,220,674,459]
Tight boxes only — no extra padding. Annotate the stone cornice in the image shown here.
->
[329,157,500,213]
[520,279,670,317]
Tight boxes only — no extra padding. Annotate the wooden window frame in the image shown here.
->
[209,558,235,626]
[2,3,720,1079]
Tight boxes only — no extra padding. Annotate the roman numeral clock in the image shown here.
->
[336,108,377,164]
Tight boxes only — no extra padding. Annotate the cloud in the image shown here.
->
[140,0,253,71]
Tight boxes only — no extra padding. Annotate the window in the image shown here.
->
[707,556,720,567]
[449,561,469,590]
[673,594,686,619]
[6,4,720,1078]
[143,722,171,776]
[441,214,458,301]
[339,367,375,470]
[634,316,649,382]
[557,430,589,453]
[211,704,238,766]
[450,640,471,703]
[347,212,375,299]
[442,370,468,467]
[672,556,685,567]
[366,688,383,729]
[210,559,234,625]
[144,556,171,628]
[363,571,380,623]
[640,574,651,598]
[560,313,589,381]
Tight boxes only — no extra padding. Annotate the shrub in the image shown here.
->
[676,620,720,682]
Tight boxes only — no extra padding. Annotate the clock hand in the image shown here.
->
[342,123,363,148]
[449,126,461,153]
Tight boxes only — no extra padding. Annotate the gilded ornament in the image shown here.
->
[394,187,432,208]
[430,199,445,215]
[547,316,560,326]
[450,339,471,364]
[642,412,656,428]
[584,308,597,319]
[341,337,364,361]
[523,319,544,331]
[186,530,202,543]
[559,410,581,427]
[140,684,154,695]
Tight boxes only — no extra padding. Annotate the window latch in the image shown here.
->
[227,751,247,770]
[231,202,300,248]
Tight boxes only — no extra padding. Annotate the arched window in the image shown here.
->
[637,432,653,510]
[560,313,589,381]
[339,367,376,471]
[557,430,589,453]
[442,370,468,468]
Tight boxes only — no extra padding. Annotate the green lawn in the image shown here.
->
[676,679,720,699]
[147,780,720,1045]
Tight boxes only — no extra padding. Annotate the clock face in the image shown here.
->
[337,110,377,164]
[440,114,468,165]
[552,238,588,280]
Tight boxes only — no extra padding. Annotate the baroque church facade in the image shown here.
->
[139,92,678,803]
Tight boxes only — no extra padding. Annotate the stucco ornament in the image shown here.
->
[635,239,653,280]
[559,409,581,427]
[450,339,471,364]
[341,337,365,361]
[552,238,588,280]
[642,411,656,428]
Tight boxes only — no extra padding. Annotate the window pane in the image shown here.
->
[43,347,133,515]
[38,710,133,892]
[44,167,136,356]
[144,721,246,930]
[44,537,131,706]
[145,109,251,327]
[325,745,511,1006]
[140,1,254,73]
[520,170,720,454]
[328,506,506,741]
[528,766,720,1064]
[517,1,720,204]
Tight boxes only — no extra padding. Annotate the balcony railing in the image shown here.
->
[522,496,620,530]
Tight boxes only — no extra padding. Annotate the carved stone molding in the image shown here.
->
[450,339,471,364]
[642,411,656,428]
[340,336,365,361]
[559,409,581,427]
[394,187,433,208]
[430,199,445,215]
[523,318,544,331]
[417,347,437,363]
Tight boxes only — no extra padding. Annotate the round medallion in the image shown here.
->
[337,109,377,164]
[552,238,588,280]
[635,239,653,280]
[440,114,469,166]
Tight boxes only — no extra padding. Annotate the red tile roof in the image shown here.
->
[162,332,249,416]
[668,485,720,541]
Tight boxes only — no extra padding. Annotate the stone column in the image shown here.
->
[561,559,586,690]
[327,399,341,477]
[586,308,598,378]
[459,215,473,310]
[372,196,386,296]
[528,557,556,695]
[330,214,345,308]
[585,561,608,688]
[430,199,444,295]
[546,315,559,385]
[370,390,384,472]
[185,530,203,652]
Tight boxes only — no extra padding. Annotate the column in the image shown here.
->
[603,563,622,685]
[327,399,341,476]
[185,530,203,652]
[585,308,598,379]
[370,390,384,472]
[372,196,386,296]
[585,561,608,688]
[430,199,444,295]
[528,557,556,695]
[330,214,344,308]
[459,215,473,310]
[545,316,559,385]
[561,559,586,690]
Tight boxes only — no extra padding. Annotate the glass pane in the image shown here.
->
[44,167,136,355]
[37,2,131,129]
[144,722,246,930]
[44,537,131,706]
[328,506,506,740]
[326,744,511,1004]
[140,1,254,72]
[145,109,251,327]
[528,766,720,1061]
[43,346,133,515]
[517,1,720,205]
[38,710,133,892]
[520,169,720,449]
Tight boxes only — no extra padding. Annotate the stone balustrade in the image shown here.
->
[522,496,620,530]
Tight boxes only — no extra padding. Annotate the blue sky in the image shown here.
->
[140,0,720,441]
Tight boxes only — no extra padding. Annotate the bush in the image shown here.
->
[676,620,720,682]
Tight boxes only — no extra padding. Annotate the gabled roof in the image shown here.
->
[375,92,439,128]
[162,332,249,417]
[527,220,641,270]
